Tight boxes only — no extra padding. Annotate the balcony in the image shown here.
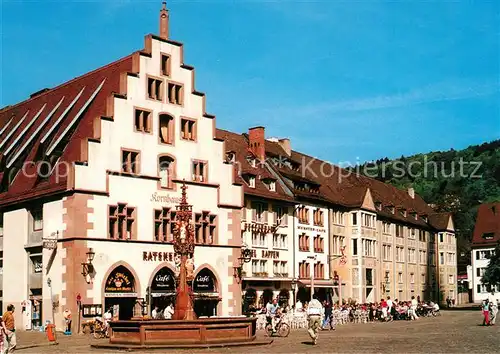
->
[273,272,289,278]
[29,273,43,289]
[253,272,269,278]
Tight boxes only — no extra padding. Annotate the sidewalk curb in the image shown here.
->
[16,342,59,351]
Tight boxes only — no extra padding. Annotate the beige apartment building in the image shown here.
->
[217,127,457,306]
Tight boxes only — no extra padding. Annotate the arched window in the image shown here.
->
[158,156,174,189]
[159,114,174,144]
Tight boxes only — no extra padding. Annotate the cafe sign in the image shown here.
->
[151,267,176,294]
[297,225,326,233]
[193,269,216,293]
[105,266,135,294]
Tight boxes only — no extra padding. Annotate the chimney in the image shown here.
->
[278,138,291,156]
[248,126,266,161]
[159,1,169,39]
[408,187,415,199]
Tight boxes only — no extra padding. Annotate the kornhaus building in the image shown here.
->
[0,4,457,331]
[471,203,500,303]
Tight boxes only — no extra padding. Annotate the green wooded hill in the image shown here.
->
[356,139,500,272]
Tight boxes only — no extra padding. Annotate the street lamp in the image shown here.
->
[81,248,95,284]
[382,272,390,294]
[233,246,253,284]
[291,279,297,306]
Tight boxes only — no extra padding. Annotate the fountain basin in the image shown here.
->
[92,317,272,350]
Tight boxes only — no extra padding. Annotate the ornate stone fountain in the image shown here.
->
[94,183,270,349]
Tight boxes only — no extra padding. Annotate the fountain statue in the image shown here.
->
[97,182,270,349]
[171,183,196,320]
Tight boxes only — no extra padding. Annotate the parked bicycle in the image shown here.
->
[265,316,290,337]
[92,318,110,339]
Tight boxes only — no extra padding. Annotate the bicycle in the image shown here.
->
[92,318,110,339]
[265,316,290,337]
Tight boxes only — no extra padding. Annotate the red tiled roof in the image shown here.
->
[428,212,453,231]
[472,203,500,247]
[215,129,294,203]
[0,54,135,206]
[216,129,444,229]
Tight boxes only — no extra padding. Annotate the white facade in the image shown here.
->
[294,204,330,283]
[471,247,500,303]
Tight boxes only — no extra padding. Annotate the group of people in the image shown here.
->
[481,295,499,326]
[151,303,175,320]
[261,295,444,345]
[0,304,16,353]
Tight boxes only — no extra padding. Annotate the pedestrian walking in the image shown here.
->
[0,316,8,354]
[307,294,323,345]
[489,300,498,326]
[2,304,16,353]
[410,296,419,320]
[482,300,490,326]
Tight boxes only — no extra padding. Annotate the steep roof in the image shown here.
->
[428,212,453,232]
[0,54,134,207]
[472,203,500,247]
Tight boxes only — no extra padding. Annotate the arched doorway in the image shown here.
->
[243,288,257,314]
[262,288,274,306]
[150,266,176,315]
[103,265,138,320]
[278,289,290,308]
[192,268,219,317]
[297,287,308,303]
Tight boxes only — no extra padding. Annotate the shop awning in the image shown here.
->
[193,292,221,300]
[243,277,293,282]
[298,280,335,288]
[151,292,176,297]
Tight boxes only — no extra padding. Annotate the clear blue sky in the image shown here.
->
[1,0,499,163]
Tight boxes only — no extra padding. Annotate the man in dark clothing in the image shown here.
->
[322,301,334,330]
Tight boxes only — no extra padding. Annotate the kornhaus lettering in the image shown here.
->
[150,192,182,204]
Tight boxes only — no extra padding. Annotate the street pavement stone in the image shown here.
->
[15,310,499,353]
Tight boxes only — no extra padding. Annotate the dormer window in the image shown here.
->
[400,209,407,217]
[389,206,395,214]
[375,202,382,211]
[422,215,428,222]
[411,212,418,220]
[244,174,256,188]
[225,152,235,164]
[482,233,494,240]
[247,157,257,168]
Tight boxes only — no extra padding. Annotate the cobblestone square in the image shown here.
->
[15,310,499,353]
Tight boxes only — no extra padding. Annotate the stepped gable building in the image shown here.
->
[0,4,244,330]
[217,127,457,304]
[471,202,500,303]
